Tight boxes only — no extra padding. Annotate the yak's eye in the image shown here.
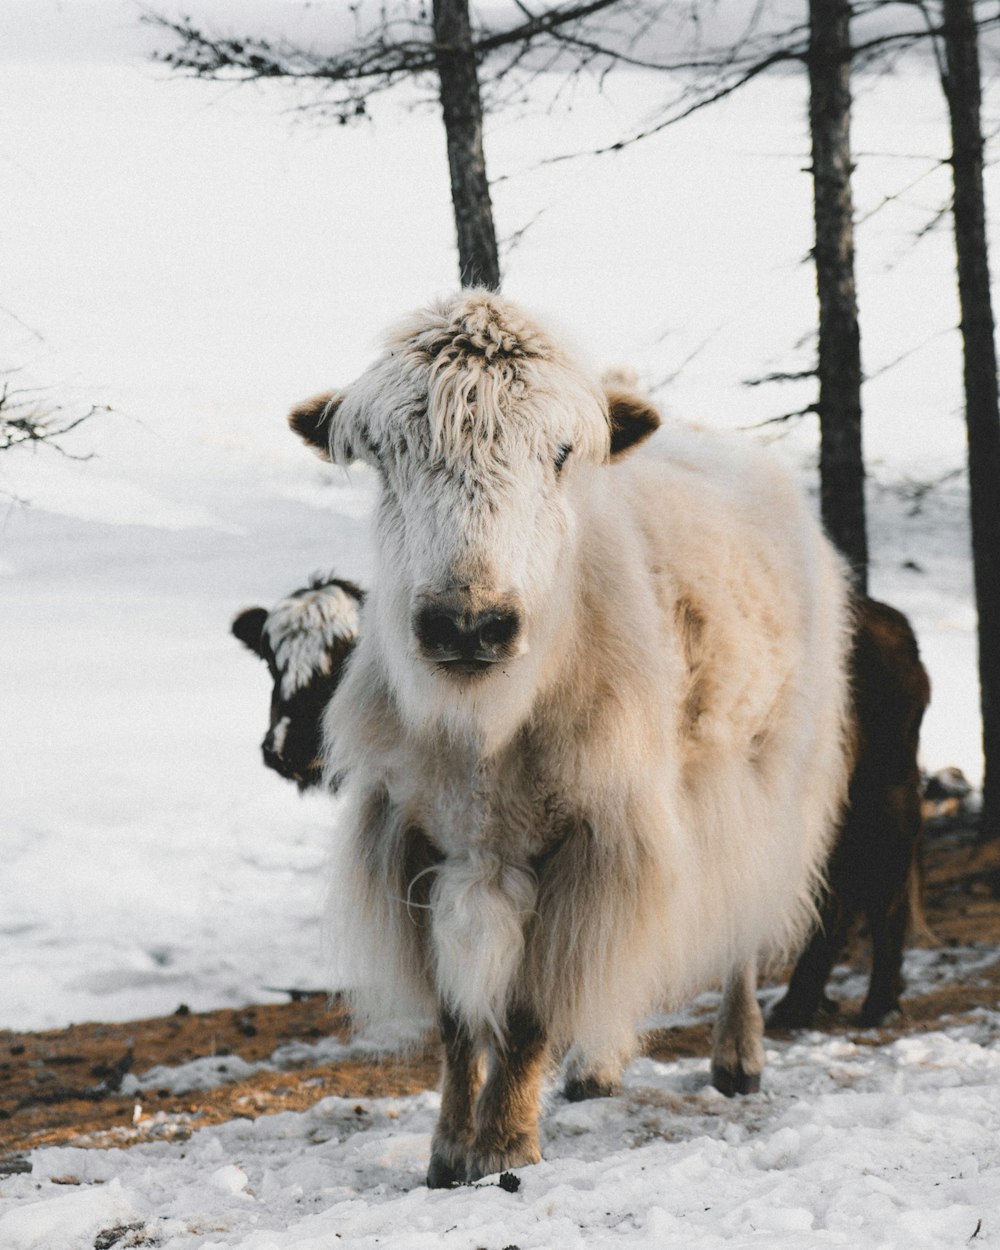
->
[554,444,573,475]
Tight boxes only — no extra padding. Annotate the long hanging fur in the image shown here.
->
[308,291,852,1085]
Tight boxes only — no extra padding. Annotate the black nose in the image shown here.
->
[414,598,521,671]
[262,733,289,777]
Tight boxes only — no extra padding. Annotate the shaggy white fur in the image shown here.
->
[297,291,852,1175]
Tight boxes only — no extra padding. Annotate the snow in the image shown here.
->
[3,1022,1000,1248]
[2,2,999,1245]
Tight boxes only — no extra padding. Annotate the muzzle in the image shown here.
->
[413,586,524,676]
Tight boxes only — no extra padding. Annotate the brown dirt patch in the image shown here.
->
[0,996,439,1162]
[2,818,998,1167]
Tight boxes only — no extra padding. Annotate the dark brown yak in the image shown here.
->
[769,596,931,1029]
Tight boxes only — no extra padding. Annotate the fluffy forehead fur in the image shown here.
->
[265,579,362,699]
[330,292,611,470]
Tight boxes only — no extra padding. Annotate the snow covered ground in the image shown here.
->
[2,2,999,1245]
[3,988,1000,1248]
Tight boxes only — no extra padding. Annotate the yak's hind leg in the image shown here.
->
[859,890,909,1027]
[428,1008,484,1189]
[466,1005,549,1182]
[858,781,923,1027]
[768,884,850,1029]
[711,962,765,1096]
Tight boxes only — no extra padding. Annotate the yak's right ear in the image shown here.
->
[288,391,342,461]
[231,606,269,656]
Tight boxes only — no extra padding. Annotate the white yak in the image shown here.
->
[290,291,852,1186]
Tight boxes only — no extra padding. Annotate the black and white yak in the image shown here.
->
[231,575,364,791]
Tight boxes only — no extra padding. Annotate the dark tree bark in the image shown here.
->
[941,0,1000,839]
[152,3,632,296]
[808,0,868,592]
[432,0,501,290]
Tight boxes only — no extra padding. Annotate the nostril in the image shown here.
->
[414,594,524,667]
[416,609,465,653]
[478,611,519,649]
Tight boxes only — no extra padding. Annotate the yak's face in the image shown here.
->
[232,577,363,789]
[289,293,659,744]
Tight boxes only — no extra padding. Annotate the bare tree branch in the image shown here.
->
[0,377,105,459]
[741,403,821,430]
[855,157,950,226]
[143,1,633,93]
[744,369,819,388]
[863,327,955,382]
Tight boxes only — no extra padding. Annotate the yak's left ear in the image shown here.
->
[288,391,342,461]
[606,388,661,460]
[232,606,269,657]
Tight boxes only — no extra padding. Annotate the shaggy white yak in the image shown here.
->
[289,291,852,1186]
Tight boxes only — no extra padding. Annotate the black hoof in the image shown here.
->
[767,994,826,1030]
[770,990,840,1030]
[426,1152,462,1189]
[711,1063,761,1097]
[858,1002,901,1028]
[563,1074,622,1102]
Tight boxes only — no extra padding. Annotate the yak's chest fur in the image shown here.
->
[386,723,581,1036]
[395,721,574,866]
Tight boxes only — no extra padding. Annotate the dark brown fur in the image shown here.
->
[606,388,662,458]
[288,392,342,459]
[769,596,931,1028]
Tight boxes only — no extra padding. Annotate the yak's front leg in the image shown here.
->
[428,1007,484,1188]
[467,1005,549,1182]
[711,962,765,1096]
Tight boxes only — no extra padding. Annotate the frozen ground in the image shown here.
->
[1,3,998,1245]
[2,995,1000,1249]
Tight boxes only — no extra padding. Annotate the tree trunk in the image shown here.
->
[941,0,1000,840]
[432,0,501,290]
[808,0,868,591]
